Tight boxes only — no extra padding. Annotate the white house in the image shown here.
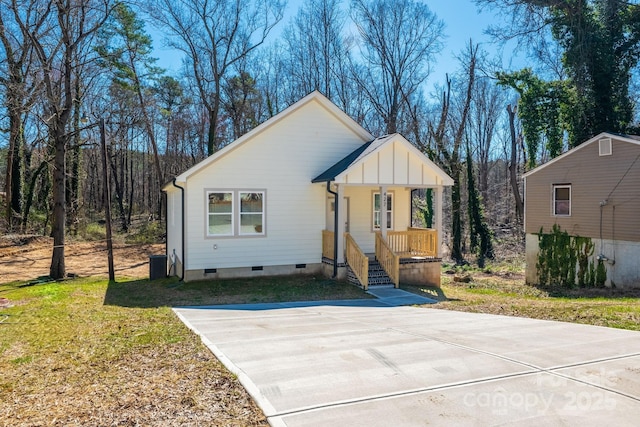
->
[163,91,453,288]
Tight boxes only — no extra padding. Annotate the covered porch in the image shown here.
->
[313,134,453,290]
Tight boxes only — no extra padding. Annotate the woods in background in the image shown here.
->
[1,0,639,278]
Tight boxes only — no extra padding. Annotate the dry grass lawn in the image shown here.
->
[0,275,367,427]
[404,262,640,331]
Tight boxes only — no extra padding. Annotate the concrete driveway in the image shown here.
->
[174,296,640,426]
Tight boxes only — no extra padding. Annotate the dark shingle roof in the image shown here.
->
[312,135,399,183]
[312,140,375,183]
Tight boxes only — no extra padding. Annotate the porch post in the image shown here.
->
[336,184,346,264]
[434,186,443,257]
[380,185,388,238]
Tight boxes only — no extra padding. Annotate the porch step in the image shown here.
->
[347,259,395,288]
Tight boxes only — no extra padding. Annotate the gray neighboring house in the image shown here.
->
[524,132,640,288]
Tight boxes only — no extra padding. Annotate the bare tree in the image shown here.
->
[430,43,478,264]
[18,0,113,279]
[467,75,506,201]
[221,70,261,140]
[0,0,45,230]
[350,0,444,134]
[96,2,165,219]
[281,0,358,112]
[144,0,285,155]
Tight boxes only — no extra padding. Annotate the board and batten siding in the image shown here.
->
[341,139,445,186]
[525,137,640,242]
[182,99,369,271]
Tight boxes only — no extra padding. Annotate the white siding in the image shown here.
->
[343,186,412,253]
[183,99,368,270]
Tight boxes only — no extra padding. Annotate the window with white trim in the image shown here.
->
[553,185,571,216]
[373,192,393,230]
[207,190,265,236]
[207,192,233,235]
[239,192,264,235]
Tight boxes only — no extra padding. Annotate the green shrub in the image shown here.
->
[125,221,164,244]
[81,222,106,241]
[536,225,606,288]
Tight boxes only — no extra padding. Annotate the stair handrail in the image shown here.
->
[375,232,400,288]
[345,233,369,290]
[322,229,335,259]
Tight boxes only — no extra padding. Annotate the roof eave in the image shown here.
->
[523,131,640,178]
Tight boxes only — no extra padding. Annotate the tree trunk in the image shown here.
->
[50,130,66,279]
[207,109,217,156]
[5,113,23,230]
[450,165,464,263]
[21,160,47,233]
[108,146,128,232]
[66,85,82,235]
[507,104,524,223]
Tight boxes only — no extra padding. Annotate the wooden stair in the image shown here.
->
[347,257,394,288]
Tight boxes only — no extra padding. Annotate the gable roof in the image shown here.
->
[166,91,374,187]
[312,140,375,183]
[523,132,640,178]
[313,133,454,187]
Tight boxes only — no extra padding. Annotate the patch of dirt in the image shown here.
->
[0,236,164,283]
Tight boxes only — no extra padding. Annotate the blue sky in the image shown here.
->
[151,0,508,89]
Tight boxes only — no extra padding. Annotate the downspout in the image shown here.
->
[172,178,185,281]
[162,189,170,274]
[326,181,339,278]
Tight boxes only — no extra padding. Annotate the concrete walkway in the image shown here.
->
[174,296,640,426]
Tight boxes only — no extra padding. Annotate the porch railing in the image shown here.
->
[322,230,334,260]
[345,233,369,290]
[375,232,400,288]
[387,228,437,257]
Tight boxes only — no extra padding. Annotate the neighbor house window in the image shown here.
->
[239,192,264,235]
[373,192,393,230]
[208,192,233,235]
[553,185,571,216]
[599,138,612,156]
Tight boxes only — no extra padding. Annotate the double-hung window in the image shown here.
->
[553,184,571,216]
[373,192,393,230]
[207,190,265,236]
[240,192,265,235]
[207,192,233,236]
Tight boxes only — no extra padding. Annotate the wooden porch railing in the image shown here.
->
[322,230,334,260]
[387,228,437,257]
[375,232,400,288]
[345,233,369,290]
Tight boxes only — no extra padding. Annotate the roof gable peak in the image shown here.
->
[167,91,373,185]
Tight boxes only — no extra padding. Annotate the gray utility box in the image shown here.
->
[149,255,167,280]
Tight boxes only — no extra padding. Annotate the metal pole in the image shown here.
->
[100,118,115,281]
